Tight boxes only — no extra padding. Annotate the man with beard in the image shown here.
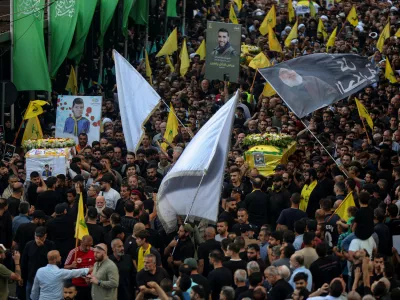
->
[109,238,135,300]
[87,163,102,186]
[73,133,89,155]
[63,283,78,300]
[211,28,238,57]
[88,244,119,299]
[95,195,106,214]
[215,220,229,241]
[99,174,120,210]
[282,172,301,194]
[219,198,237,230]
[64,235,95,300]
[86,207,105,245]
[145,164,162,192]
[247,244,266,273]
[245,177,269,227]
[300,169,319,218]
[114,184,131,216]
[31,250,90,300]
[267,175,291,226]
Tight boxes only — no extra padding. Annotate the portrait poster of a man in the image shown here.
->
[211,28,238,57]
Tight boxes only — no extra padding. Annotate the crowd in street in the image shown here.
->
[0,0,400,299]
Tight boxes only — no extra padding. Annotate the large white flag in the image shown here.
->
[113,50,160,151]
[157,91,239,233]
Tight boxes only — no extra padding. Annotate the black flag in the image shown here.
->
[259,54,378,118]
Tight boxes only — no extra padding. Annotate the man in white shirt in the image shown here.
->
[99,174,120,210]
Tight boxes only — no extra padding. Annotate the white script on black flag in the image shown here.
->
[334,56,377,95]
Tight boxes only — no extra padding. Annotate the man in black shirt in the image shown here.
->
[265,266,293,300]
[244,177,269,227]
[197,227,221,277]
[223,243,247,282]
[26,171,42,207]
[373,208,391,257]
[36,176,63,216]
[14,210,46,254]
[145,165,162,192]
[353,191,374,240]
[219,198,237,230]
[277,193,308,231]
[85,207,105,245]
[7,182,24,217]
[208,250,232,300]
[184,258,211,300]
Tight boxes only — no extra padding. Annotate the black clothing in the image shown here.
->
[136,267,170,299]
[354,207,374,240]
[46,214,75,259]
[222,259,247,281]
[87,223,105,245]
[309,255,342,289]
[21,240,56,282]
[27,183,39,207]
[235,286,249,300]
[114,198,128,217]
[0,210,12,249]
[125,235,138,258]
[147,228,162,251]
[146,178,162,192]
[277,208,308,231]
[267,189,291,226]
[7,196,21,217]
[268,278,294,300]
[197,239,221,277]
[238,289,254,300]
[120,216,137,235]
[109,254,135,300]
[245,190,269,227]
[374,222,392,257]
[324,213,340,248]
[36,190,63,216]
[208,266,232,300]
[134,246,162,267]
[172,238,195,262]
[191,273,211,299]
[386,219,400,236]
[219,210,236,230]
[14,222,37,254]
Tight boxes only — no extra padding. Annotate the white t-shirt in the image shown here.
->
[349,235,376,256]
[101,188,120,209]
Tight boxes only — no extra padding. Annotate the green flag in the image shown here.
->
[99,0,118,47]
[167,0,178,17]
[129,0,149,25]
[123,0,134,37]
[49,0,79,77]
[68,0,97,63]
[79,81,85,94]
[13,0,51,91]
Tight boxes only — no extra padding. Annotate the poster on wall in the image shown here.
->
[205,21,241,83]
[55,96,102,145]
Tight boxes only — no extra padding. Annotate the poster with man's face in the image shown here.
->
[205,21,241,83]
[55,96,102,145]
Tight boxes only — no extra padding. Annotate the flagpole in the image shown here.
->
[183,172,206,224]
[161,99,193,137]
[250,69,258,90]
[182,0,186,36]
[360,117,371,144]
[124,37,128,58]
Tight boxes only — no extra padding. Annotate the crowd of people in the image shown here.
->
[0,0,399,299]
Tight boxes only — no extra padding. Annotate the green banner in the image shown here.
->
[167,0,178,17]
[13,0,51,91]
[122,0,134,37]
[99,0,118,47]
[129,0,149,25]
[50,0,79,77]
[67,0,97,63]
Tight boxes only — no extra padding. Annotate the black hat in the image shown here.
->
[32,210,46,219]
[35,226,46,237]
[72,174,84,182]
[55,203,68,214]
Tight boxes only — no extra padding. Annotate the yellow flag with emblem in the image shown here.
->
[285,20,298,48]
[162,105,179,150]
[326,26,337,50]
[385,59,397,84]
[65,66,78,95]
[354,98,373,130]
[75,193,89,240]
[22,116,43,143]
[347,6,358,27]
[376,22,390,53]
[309,1,316,17]
[166,55,175,72]
[317,18,327,39]
[156,28,178,57]
[229,5,238,24]
[145,50,153,85]
[195,40,206,60]
[249,52,270,69]
[262,83,276,97]
[333,192,356,222]
[260,5,276,35]
[288,0,295,22]
[23,100,48,120]
[180,39,190,77]
[268,24,282,53]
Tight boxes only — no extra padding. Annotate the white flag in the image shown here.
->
[157,91,240,233]
[113,50,160,151]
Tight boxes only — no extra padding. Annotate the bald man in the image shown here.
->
[8,181,24,217]
[31,250,90,300]
[198,226,221,276]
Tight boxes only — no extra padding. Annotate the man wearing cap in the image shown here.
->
[99,173,120,210]
[36,176,63,216]
[21,226,56,299]
[14,210,46,255]
[184,257,211,299]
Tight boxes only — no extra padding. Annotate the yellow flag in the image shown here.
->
[354,98,373,129]
[249,52,271,69]
[65,66,78,95]
[396,28,400,38]
[195,39,206,60]
[347,6,358,27]
[284,20,298,48]
[23,100,48,120]
[234,0,242,11]
[326,26,337,50]
[317,18,327,39]
[180,39,190,77]
[75,193,89,240]
[22,116,43,142]
[268,24,282,53]
[376,22,390,53]
[262,83,276,97]
[145,50,153,85]
[162,105,179,150]
[333,192,356,222]
[229,5,238,24]
[385,59,397,84]
[166,55,175,72]
[260,5,276,35]
[309,1,316,17]
[156,28,178,57]
[288,0,295,22]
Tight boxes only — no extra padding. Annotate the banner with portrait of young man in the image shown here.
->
[205,21,241,83]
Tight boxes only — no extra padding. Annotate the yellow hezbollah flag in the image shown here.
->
[75,193,89,240]
[23,100,48,120]
[347,6,358,27]
[288,0,295,22]
[317,18,327,39]
[156,28,178,57]
[376,22,390,53]
[285,20,298,47]
[229,5,238,24]
[396,28,400,38]
[180,39,190,77]
[234,0,242,11]
[309,1,316,17]
[162,105,179,150]
[260,5,276,35]
[333,192,356,222]
[326,26,337,50]
[268,24,282,53]
[262,83,276,97]
[22,116,43,143]
[355,98,373,130]
[145,50,153,85]
[65,66,78,95]
[385,59,397,84]
[166,55,175,72]
[249,52,270,69]
[195,39,206,60]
